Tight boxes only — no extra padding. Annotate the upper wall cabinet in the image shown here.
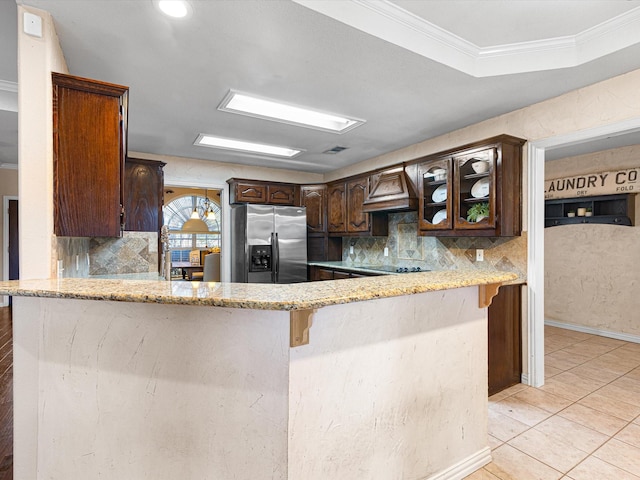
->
[228,178,299,206]
[124,158,166,232]
[53,72,129,237]
[300,184,327,234]
[418,135,525,237]
[327,176,388,237]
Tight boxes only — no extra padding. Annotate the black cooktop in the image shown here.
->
[362,265,428,274]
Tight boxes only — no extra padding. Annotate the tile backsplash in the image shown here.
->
[341,212,527,283]
[89,232,158,275]
[55,232,159,277]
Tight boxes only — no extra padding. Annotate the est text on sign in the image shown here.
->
[545,168,640,200]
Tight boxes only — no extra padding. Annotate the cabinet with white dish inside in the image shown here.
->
[417,135,524,237]
[418,158,452,231]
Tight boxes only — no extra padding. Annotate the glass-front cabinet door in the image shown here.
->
[418,158,453,231]
[453,147,497,230]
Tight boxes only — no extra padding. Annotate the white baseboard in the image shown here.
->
[521,373,529,385]
[426,447,491,480]
[0,296,7,308]
[545,319,640,344]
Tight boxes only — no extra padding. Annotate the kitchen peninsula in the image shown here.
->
[2,269,516,480]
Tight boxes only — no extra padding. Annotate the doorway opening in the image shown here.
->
[527,118,640,388]
[162,186,224,281]
[2,196,18,307]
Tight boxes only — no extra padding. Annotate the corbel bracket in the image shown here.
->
[290,309,315,347]
[478,283,501,308]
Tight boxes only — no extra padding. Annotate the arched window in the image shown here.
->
[163,194,221,262]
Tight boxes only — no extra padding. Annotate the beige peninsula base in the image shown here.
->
[13,285,489,479]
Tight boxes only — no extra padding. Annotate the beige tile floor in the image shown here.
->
[465,325,640,480]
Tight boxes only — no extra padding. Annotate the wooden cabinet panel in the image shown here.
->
[346,178,369,233]
[327,183,347,233]
[488,285,522,396]
[332,270,352,280]
[328,177,388,236]
[53,73,128,237]
[233,182,267,204]
[267,184,296,205]
[309,265,382,281]
[228,179,298,206]
[124,158,165,232]
[300,185,327,234]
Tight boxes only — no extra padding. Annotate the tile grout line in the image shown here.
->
[484,329,640,479]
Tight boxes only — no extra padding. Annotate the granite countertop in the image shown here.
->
[0,269,517,311]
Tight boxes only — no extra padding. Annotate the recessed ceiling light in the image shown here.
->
[156,0,191,18]
[218,90,365,134]
[194,134,303,158]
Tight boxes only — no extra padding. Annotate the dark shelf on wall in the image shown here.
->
[545,194,635,227]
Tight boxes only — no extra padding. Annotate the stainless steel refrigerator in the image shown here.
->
[230,204,307,283]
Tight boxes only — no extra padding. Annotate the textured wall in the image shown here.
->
[341,211,527,284]
[544,146,640,335]
[545,224,640,336]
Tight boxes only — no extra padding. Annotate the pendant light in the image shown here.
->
[181,195,210,233]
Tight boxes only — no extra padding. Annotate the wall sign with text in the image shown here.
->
[545,167,640,199]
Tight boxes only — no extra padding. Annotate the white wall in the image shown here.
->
[17,5,68,280]
[545,146,640,338]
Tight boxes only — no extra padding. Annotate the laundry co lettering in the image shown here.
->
[544,168,640,199]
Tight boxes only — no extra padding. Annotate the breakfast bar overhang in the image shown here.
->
[1,270,516,480]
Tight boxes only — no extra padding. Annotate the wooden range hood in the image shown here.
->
[361,166,418,213]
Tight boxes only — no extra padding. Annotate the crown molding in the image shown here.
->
[294,0,640,77]
[0,80,18,113]
[0,80,18,93]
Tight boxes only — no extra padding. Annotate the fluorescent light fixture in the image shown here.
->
[156,0,191,18]
[218,91,365,134]
[194,134,302,158]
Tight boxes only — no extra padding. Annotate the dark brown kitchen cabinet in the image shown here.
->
[300,185,327,234]
[488,284,522,396]
[124,158,166,232]
[228,179,298,205]
[308,265,381,281]
[347,178,369,233]
[327,177,388,236]
[327,182,347,232]
[53,72,128,237]
[300,184,342,263]
[418,135,524,237]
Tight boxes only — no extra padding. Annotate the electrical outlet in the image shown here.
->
[476,249,484,262]
[384,247,389,257]
[349,245,354,254]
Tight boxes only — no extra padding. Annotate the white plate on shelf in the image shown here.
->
[471,178,490,198]
[431,184,447,203]
[432,209,447,224]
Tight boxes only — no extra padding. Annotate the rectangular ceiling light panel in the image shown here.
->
[194,134,302,158]
[218,90,365,134]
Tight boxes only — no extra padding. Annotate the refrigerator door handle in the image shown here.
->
[273,232,280,283]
